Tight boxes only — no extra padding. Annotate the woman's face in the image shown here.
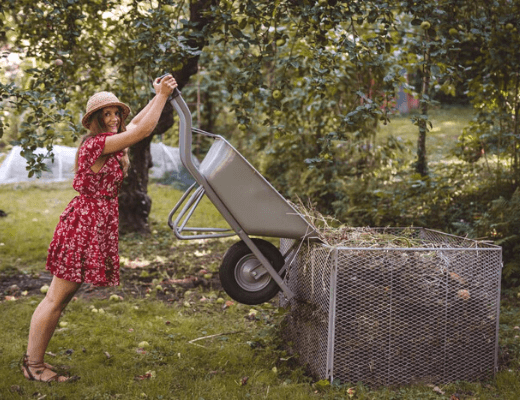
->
[101,106,121,133]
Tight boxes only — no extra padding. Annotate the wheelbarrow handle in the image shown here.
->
[156,73,181,99]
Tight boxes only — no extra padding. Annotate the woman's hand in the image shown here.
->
[103,75,178,155]
[153,74,178,96]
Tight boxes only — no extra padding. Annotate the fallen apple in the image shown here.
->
[457,289,470,300]
[109,294,119,301]
[54,59,63,66]
[138,341,150,348]
[59,321,68,327]
[203,273,213,279]
[40,284,49,294]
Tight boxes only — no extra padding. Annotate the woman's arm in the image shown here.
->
[127,94,157,128]
[101,75,177,155]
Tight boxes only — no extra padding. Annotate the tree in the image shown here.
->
[5,0,516,233]
[1,0,407,229]
[0,0,218,233]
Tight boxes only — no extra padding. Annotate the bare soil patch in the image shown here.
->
[0,266,223,302]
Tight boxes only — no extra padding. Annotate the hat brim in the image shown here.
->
[82,102,131,129]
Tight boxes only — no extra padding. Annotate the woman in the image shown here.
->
[21,74,178,383]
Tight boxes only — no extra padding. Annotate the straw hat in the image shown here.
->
[82,91,131,129]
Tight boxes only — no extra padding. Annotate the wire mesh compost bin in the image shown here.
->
[280,228,502,386]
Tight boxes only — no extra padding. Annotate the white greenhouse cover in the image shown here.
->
[0,143,197,186]
[0,145,77,184]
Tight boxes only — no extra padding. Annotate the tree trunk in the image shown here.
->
[118,135,154,234]
[118,0,218,234]
[416,43,431,177]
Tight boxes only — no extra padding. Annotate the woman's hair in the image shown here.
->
[74,107,130,176]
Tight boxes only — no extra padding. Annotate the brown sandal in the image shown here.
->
[21,354,74,383]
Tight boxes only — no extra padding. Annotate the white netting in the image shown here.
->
[0,145,76,183]
[149,142,198,188]
[0,143,197,186]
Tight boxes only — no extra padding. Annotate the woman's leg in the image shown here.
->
[24,276,81,381]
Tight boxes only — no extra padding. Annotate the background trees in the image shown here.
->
[1,1,520,282]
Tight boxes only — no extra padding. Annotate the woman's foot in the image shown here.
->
[21,355,70,383]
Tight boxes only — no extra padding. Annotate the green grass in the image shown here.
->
[1,292,520,399]
[377,106,474,162]
[0,182,77,271]
[1,296,319,399]
[0,181,230,274]
[2,108,520,399]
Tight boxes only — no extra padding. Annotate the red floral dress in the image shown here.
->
[46,133,124,286]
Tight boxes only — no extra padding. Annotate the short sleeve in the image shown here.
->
[77,134,108,172]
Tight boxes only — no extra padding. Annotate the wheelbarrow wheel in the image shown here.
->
[219,239,285,305]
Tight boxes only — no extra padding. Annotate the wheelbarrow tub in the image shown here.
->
[199,137,313,239]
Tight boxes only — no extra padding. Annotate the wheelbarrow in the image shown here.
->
[166,87,316,305]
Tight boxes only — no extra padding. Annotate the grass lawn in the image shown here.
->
[377,105,474,162]
[2,105,520,399]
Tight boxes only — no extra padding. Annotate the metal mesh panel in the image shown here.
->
[280,240,333,379]
[280,228,502,386]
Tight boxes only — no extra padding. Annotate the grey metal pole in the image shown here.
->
[170,91,295,300]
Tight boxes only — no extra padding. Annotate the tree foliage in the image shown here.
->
[1,0,520,281]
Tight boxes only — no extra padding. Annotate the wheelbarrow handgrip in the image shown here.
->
[156,73,181,99]
[171,87,181,99]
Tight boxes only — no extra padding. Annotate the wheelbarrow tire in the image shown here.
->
[219,239,285,305]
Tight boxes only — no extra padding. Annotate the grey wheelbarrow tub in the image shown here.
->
[198,137,314,240]
[168,88,316,301]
